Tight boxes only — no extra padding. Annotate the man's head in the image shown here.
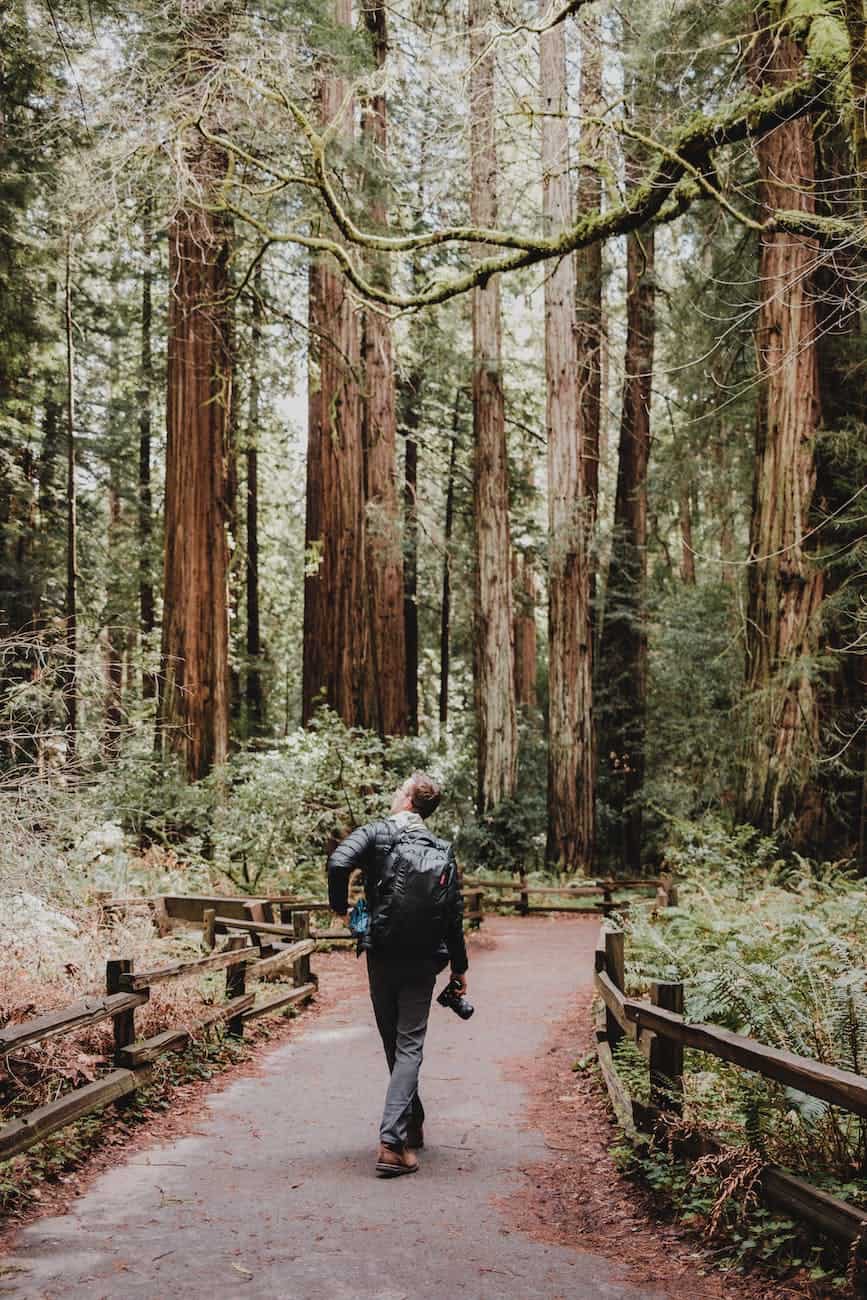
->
[390,771,443,819]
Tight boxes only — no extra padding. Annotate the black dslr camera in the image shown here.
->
[437,975,474,1021]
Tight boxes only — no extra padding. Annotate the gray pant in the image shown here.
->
[366,952,438,1149]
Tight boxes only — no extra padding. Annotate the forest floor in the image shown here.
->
[0,916,813,1299]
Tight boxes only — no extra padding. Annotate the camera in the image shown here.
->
[437,975,474,1020]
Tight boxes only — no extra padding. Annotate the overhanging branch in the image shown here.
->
[208,66,859,310]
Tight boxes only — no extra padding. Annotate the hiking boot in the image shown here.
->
[405,1121,424,1150]
[375,1143,419,1178]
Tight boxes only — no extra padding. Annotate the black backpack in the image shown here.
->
[368,825,455,956]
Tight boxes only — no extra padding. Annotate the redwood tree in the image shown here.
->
[302,0,369,727]
[599,222,655,873]
[469,0,518,811]
[541,7,595,871]
[361,2,407,736]
[158,0,232,780]
[245,262,264,731]
[738,12,824,839]
[513,546,537,713]
[139,201,156,699]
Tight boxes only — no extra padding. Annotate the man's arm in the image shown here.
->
[327,823,376,915]
[444,851,468,987]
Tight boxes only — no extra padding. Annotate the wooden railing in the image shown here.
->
[0,882,491,1171]
[0,909,320,1166]
[465,873,675,916]
[594,921,867,1266]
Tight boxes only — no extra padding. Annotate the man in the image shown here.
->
[327,771,468,1178]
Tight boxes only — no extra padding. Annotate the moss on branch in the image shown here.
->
[213,42,859,310]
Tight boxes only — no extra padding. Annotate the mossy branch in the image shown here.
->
[205,65,861,310]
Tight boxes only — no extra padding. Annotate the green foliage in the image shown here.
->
[452,723,547,871]
[610,816,867,1287]
[106,711,444,894]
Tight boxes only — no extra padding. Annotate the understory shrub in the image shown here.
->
[607,814,867,1291]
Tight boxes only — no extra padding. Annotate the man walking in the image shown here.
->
[327,771,469,1177]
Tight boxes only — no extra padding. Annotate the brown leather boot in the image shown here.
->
[375,1144,419,1178]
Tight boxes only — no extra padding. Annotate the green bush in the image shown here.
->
[610,814,867,1289]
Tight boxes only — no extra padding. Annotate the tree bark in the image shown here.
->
[844,0,867,213]
[64,235,77,761]
[225,292,242,725]
[600,227,655,873]
[575,12,604,519]
[139,200,155,699]
[469,0,518,812]
[102,480,123,758]
[439,400,460,732]
[403,418,419,733]
[513,547,537,712]
[541,6,594,870]
[158,1,233,781]
[245,262,264,732]
[302,0,369,728]
[679,482,696,584]
[738,17,824,841]
[361,3,406,736]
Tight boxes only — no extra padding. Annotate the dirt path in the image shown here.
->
[0,918,784,1299]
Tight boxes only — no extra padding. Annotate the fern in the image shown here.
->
[624,815,867,1179]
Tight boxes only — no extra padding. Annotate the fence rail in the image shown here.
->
[0,877,491,1172]
[594,919,867,1267]
[0,907,325,1168]
[465,872,674,916]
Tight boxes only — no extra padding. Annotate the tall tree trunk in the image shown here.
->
[158,1,232,781]
[679,482,696,584]
[36,378,62,622]
[399,157,430,737]
[245,262,264,731]
[469,0,518,812]
[302,0,369,728]
[225,293,242,726]
[738,17,823,841]
[361,2,406,737]
[575,12,604,521]
[541,6,594,870]
[844,0,867,212]
[64,235,77,761]
[403,413,419,734]
[102,480,123,757]
[439,400,460,732]
[513,547,537,712]
[139,200,155,699]
[600,227,655,873]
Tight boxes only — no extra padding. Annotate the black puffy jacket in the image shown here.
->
[327,818,468,974]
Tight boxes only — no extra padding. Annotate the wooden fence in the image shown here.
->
[0,884,490,1170]
[594,921,867,1273]
[465,872,674,916]
[0,908,319,1167]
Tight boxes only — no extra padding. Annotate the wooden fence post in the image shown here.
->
[225,937,247,1036]
[292,909,313,986]
[604,928,625,1051]
[468,889,482,929]
[649,980,684,1114]
[106,958,136,1067]
[202,907,216,951]
[519,872,529,916]
[602,883,614,917]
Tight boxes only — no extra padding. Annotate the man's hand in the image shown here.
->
[332,911,348,929]
[451,972,468,996]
